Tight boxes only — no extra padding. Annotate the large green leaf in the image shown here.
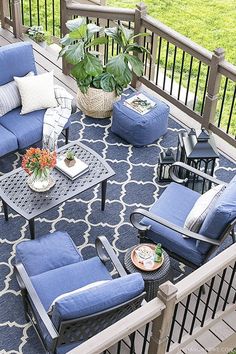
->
[60,34,72,47]
[100,73,116,92]
[125,54,143,77]
[84,53,103,76]
[87,23,102,34]
[86,36,108,48]
[104,27,123,48]
[126,43,150,55]
[61,42,85,65]
[66,18,86,31]
[119,23,133,43]
[71,61,87,81]
[69,24,87,39]
[106,54,127,79]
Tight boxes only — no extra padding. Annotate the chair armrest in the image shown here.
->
[95,236,127,277]
[14,263,59,340]
[169,162,225,186]
[130,208,220,246]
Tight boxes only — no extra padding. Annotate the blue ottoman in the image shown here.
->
[111,92,169,146]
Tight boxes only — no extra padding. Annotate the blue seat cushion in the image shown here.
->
[0,124,18,156]
[51,272,144,325]
[111,91,169,147]
[197,176,236,254]
[30,256,113,311]
[15,231,83,276]
[0,107,45,149]
[0,42,37,85]
[142,182,205,266]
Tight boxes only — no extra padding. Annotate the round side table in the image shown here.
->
[124,246,171,301]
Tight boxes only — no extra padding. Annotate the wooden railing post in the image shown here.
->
[202,47,225,129]
[12,0,22,38]
[0,0,10,29]
[148,281,178,354]
[131,2,147,89]
[61,0,72,75]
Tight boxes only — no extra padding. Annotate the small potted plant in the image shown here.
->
[28,26,47,48]
[64,150,76,167]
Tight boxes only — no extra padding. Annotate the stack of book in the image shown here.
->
[56,155,89,180]
[124,93,156,115]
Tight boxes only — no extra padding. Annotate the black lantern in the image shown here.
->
[178,128,219,176]
[157,149,175,182]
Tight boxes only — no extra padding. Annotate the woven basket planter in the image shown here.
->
[77,87,119,118]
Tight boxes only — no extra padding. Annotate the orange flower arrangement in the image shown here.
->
[22,148,56,177]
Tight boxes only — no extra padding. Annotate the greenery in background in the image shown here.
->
[19,0,235,135]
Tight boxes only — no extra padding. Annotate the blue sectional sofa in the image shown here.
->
[0,42,73,157]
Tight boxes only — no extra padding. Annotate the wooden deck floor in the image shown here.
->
[0,27,236,354]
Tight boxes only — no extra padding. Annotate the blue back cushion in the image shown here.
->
[197,176,236,254]
[0,42,37,85]
[15,231,83,276]
[51,273,144,326]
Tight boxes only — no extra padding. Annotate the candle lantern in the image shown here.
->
[157,149,175,182]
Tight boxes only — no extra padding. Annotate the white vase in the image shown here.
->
[77,87,119,118]
[27,169,55,192]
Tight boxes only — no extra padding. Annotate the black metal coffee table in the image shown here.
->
[0,141,115,239]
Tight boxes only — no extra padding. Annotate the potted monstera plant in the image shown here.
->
[59,17,149,118]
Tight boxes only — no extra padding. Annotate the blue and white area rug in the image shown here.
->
[0,107,235,353]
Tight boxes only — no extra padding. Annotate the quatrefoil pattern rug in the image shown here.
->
[0,109,235,353]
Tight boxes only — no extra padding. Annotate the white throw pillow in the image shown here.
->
[47,280,110,313]
[183,183,226,237]
[14,71,57,114]
[0,72,34,117]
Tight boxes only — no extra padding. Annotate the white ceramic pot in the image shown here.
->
[77,87,119,118]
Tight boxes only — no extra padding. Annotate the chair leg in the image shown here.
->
[65,127,69,145]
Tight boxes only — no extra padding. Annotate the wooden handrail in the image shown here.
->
[67,297,165,354]
[219,60,236,82]
[66,2,135,21]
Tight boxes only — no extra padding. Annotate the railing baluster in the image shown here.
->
[52,0,55,36]
[226,85,236,134]
[178,294,191,343]
[29,0,32,26]
[141,323,149,354]
[44,0,47,31]
[21,0,24,24]
[200,66,210,116]
[217,77,228,128]
[193,61,202,111]
[201,276,215,326]
[222,262,236,311]
[177,51,185,101]
[155,36,162,86]
[189,287,201,335]
[148,32,155,81]
[185,55,193,105]
[167,303,178,351]
[37,0,40,25]
[212,268,227,319]
[170,46,177,96]
[163,41,169,90]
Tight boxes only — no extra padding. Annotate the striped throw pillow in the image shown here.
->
[0,72,34,117]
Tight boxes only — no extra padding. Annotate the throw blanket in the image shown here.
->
[43,85,74,151]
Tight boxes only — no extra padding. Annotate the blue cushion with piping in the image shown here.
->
[15,231,83,277]
[50,273,144,326]
[0,42,37,85]
[142,182,204,266]
[0,124,18,156]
